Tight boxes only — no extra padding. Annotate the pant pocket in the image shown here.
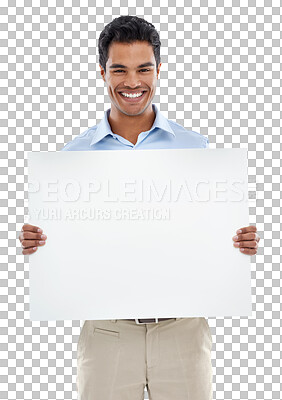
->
[93,327,120,338]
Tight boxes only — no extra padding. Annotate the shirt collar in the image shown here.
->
[90,103,175,146]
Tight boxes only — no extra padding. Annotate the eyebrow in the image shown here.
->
[109,62,155,69]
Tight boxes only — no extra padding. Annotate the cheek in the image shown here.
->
[110,81,120,95]
[148,79,157,90]
[148,83,157,95]
[108,85,116,97]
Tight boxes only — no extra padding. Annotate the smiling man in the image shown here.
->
[19,15,260,400]
[101,40,160,146]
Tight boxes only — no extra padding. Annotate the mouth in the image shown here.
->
[118,91,147,103]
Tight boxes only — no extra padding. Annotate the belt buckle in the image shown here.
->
[135,318,159,324]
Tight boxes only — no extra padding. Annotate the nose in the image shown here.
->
[123,72,142,88]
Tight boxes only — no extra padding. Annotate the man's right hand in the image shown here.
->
[19,224,47,255]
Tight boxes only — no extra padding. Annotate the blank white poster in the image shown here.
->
[27,148,252,321]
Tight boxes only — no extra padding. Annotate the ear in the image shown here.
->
[99,64,106,82]
[157,62,162,79]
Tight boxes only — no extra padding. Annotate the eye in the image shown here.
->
[113,69,151,73]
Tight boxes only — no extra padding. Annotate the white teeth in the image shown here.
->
[121,92,144,98]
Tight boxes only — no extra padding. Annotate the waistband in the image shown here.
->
[110,318,181,324]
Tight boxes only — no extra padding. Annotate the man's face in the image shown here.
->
[99,40,161,116]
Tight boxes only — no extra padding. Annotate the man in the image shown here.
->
[19,15,260,400]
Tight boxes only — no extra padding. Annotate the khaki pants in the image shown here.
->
[77,317,213,400]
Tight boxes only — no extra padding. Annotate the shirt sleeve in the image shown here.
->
[204,136,210,148]
[60,143,69,151]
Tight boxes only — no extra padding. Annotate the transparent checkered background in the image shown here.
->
[1,1,281,399]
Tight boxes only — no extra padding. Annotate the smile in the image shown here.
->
[118,91,146,102]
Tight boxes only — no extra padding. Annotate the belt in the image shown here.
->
[126,318,174,324]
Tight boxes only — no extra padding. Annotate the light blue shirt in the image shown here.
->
[61,103,209,151]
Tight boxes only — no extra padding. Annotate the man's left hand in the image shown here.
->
[232,225,260,256]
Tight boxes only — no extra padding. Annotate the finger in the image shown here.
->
[21,224,43,233]
[233,240,258,249]
[22,247,38,255]
[22,239,46,248]
[20,231,47,242]
[233,232,259,241]
[239,248,257,255]
[236,225,257,234]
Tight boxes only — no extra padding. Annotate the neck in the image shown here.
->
[108,103,156,145]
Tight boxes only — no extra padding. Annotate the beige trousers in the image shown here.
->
[77,317,213,400]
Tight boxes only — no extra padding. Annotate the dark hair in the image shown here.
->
[98,15,161,73]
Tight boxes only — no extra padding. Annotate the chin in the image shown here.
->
[121,108,146,117]
[116,101,150,116]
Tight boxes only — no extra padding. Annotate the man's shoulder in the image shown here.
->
[60,125,97,151]
[168,119,209,148]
